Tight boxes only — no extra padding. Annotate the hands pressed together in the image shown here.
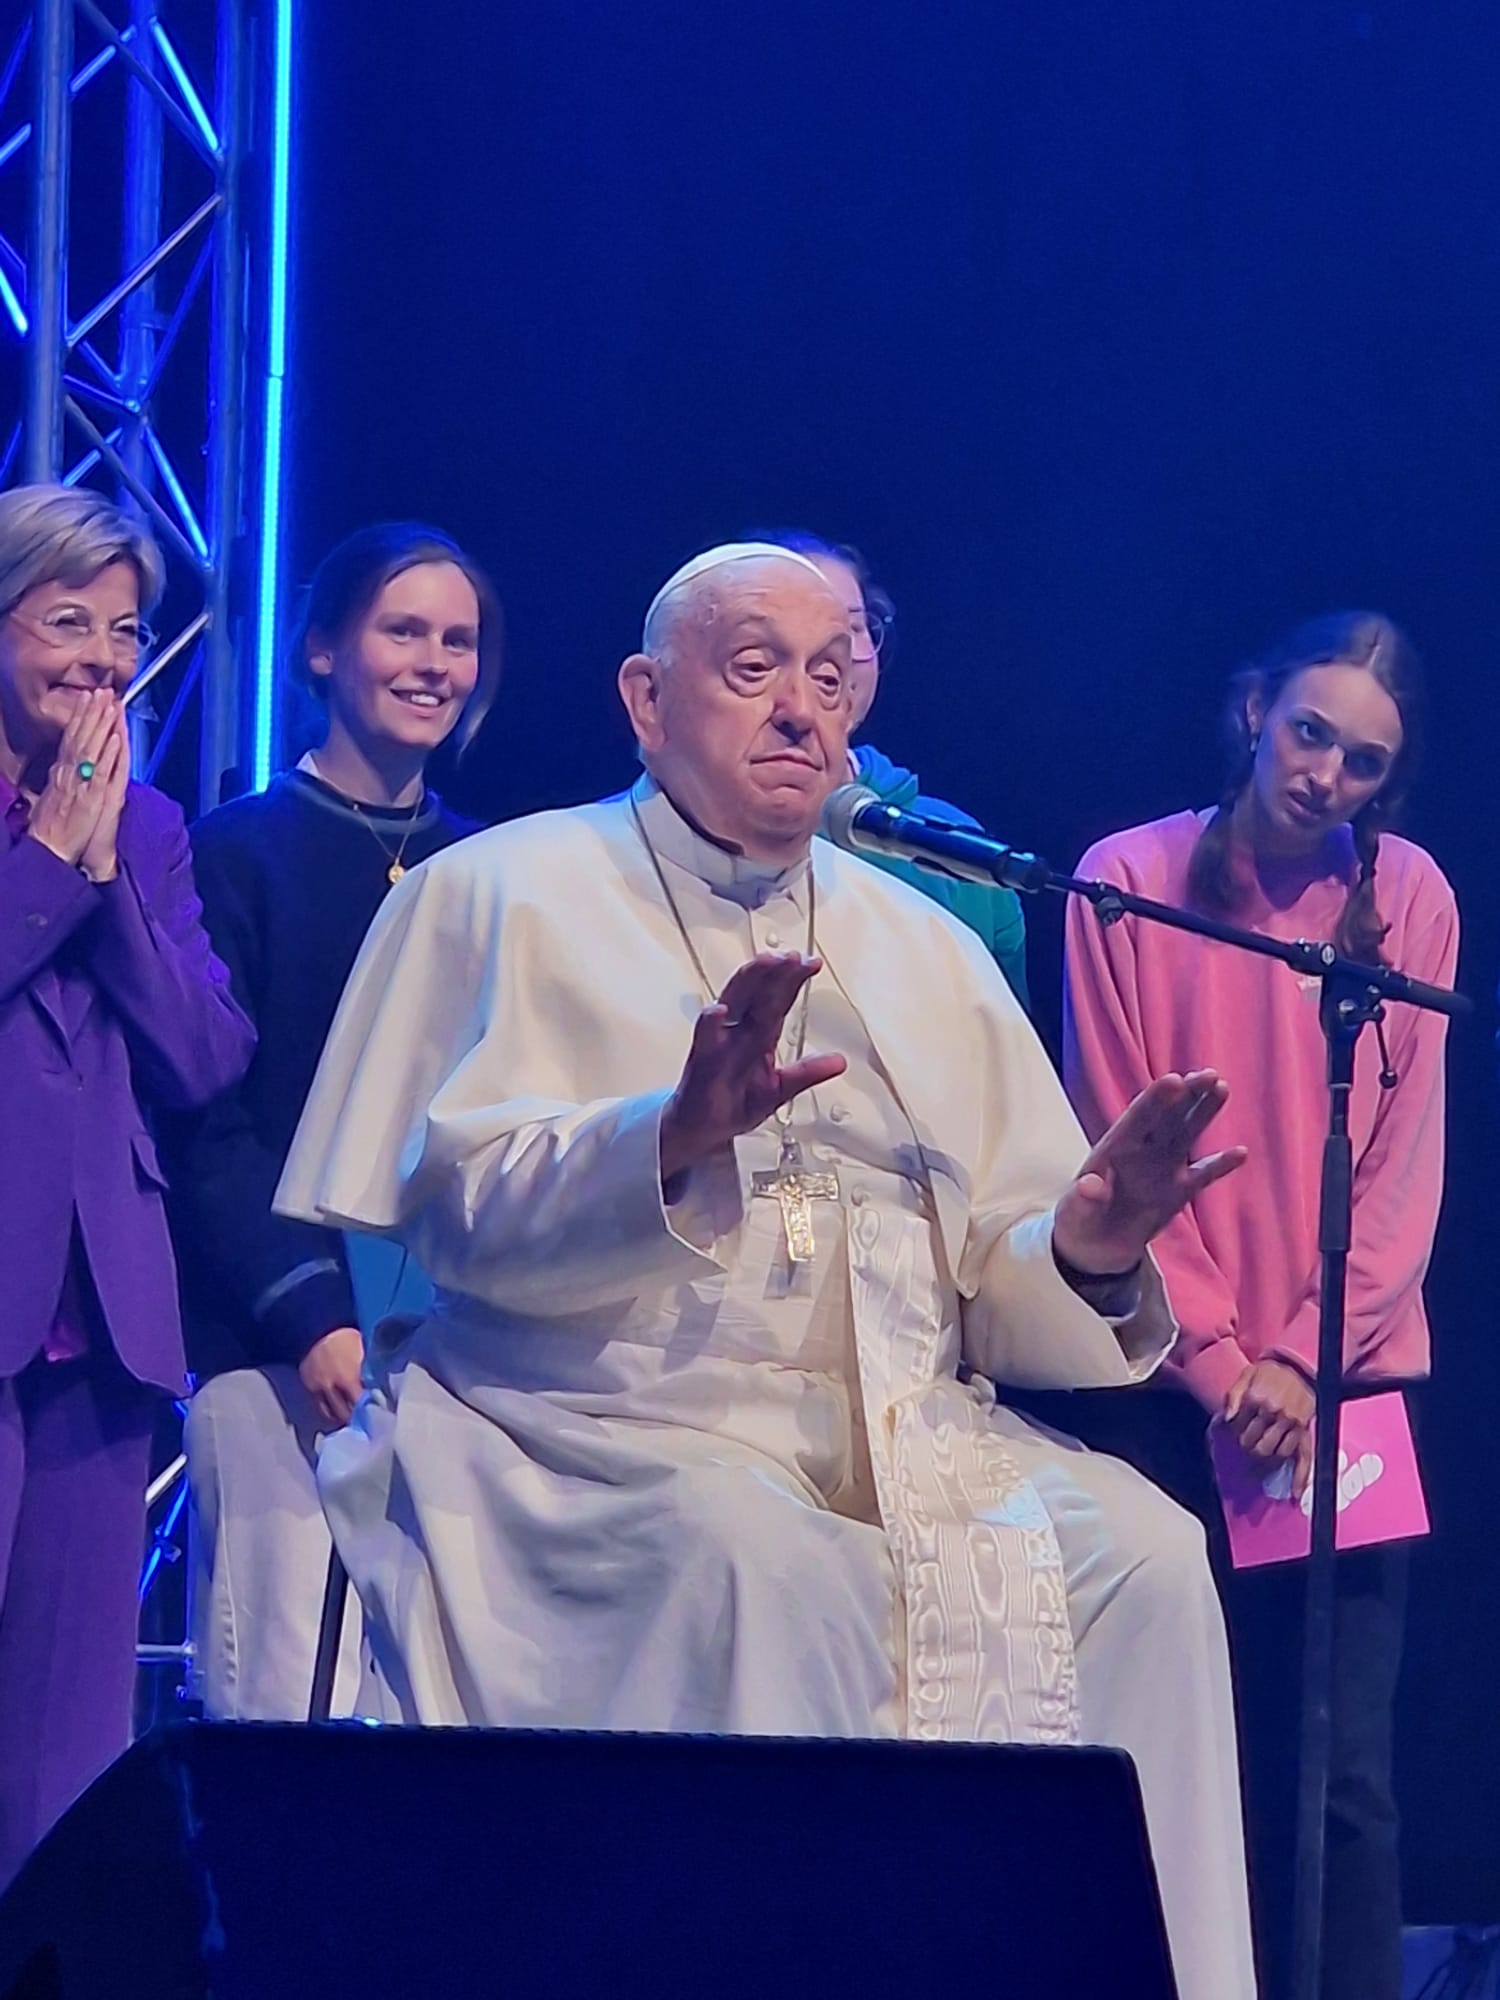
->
[27,690,130,883]
[26,693,371,1436]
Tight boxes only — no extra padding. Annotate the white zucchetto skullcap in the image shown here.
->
[642,541,833,649]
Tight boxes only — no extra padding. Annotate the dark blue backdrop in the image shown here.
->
[293,0,1500,1913]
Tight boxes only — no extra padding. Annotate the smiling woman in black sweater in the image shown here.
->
[163,521,501,1719]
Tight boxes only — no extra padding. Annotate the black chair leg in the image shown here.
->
[307,1544,350,1723]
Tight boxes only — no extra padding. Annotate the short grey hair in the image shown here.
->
[0,483,166,616]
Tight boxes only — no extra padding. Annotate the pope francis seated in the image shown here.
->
[278,543,1257,2000]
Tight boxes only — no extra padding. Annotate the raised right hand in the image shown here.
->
[660,952,847,1184]
[27,690,123,869]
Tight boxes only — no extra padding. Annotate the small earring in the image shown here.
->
[1249,732,1261,753]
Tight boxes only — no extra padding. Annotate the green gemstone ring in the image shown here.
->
[77,760,95,782]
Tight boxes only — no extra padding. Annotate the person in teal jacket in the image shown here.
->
[750,529,1029,1006]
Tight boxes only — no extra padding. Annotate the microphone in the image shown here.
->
[820,783,1054,895]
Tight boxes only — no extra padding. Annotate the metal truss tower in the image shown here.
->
[1,0,293,1701]
[1,0,291,814]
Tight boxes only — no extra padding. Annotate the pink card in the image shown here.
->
[1209,1390,1429,1569]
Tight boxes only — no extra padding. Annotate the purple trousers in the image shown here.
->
[0,1350,155,1892]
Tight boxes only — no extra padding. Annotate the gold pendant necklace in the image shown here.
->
[351,797,423,885]
[306,756,423,884]
[358,817,419,885]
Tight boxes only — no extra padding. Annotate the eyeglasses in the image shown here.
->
[7,606,156,663]
[849,605,893,662]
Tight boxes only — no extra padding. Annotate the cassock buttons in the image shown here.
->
[850,1186,870,1208]
[765,930,782,949]
[25,912,47,930]
[829,1102,850,1123]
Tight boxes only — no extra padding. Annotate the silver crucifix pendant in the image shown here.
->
[751,1143,841,1264]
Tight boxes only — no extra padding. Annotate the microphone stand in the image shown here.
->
[1059,874,1467,2000]
[864,813,1468,2000]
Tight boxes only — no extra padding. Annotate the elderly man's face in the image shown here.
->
[623,561,853,859]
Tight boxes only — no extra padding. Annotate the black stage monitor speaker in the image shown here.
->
[0,1723,1177,1998]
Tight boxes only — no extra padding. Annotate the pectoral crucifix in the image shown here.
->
[751,1141,841,1265]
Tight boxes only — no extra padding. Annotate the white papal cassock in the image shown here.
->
[277,777,1255,2000]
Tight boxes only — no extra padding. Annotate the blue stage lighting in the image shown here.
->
[253,0,294,792]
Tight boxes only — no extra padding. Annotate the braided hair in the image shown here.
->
[1186,612,1422,965]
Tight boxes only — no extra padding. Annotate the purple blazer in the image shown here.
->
[0,782,255,1391]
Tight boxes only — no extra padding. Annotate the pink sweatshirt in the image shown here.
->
[1064,811,1459,1413]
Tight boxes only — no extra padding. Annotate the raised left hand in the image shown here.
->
[1053,1069,1246,1276]
[77,698,130,884]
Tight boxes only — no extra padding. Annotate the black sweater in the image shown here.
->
[162,769,480,1379]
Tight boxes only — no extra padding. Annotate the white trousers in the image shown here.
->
[322,1364,1254,2000]
[185,1365,362,1721]
[1002,1406,1256,2000]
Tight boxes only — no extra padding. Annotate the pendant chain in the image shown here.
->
[306,753,425,885]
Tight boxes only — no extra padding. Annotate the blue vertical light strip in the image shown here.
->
[252,0,293,792]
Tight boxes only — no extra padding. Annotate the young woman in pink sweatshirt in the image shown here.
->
[1061,612,1457,2000]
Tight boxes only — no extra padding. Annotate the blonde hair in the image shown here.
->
[0,483,165,614]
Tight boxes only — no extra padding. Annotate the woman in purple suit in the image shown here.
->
[0,484,254,1889]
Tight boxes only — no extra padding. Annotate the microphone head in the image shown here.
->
[819,781,880,850]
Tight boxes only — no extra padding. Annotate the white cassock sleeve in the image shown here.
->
[275,852,744,1316]
[947,932,1176,1391]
